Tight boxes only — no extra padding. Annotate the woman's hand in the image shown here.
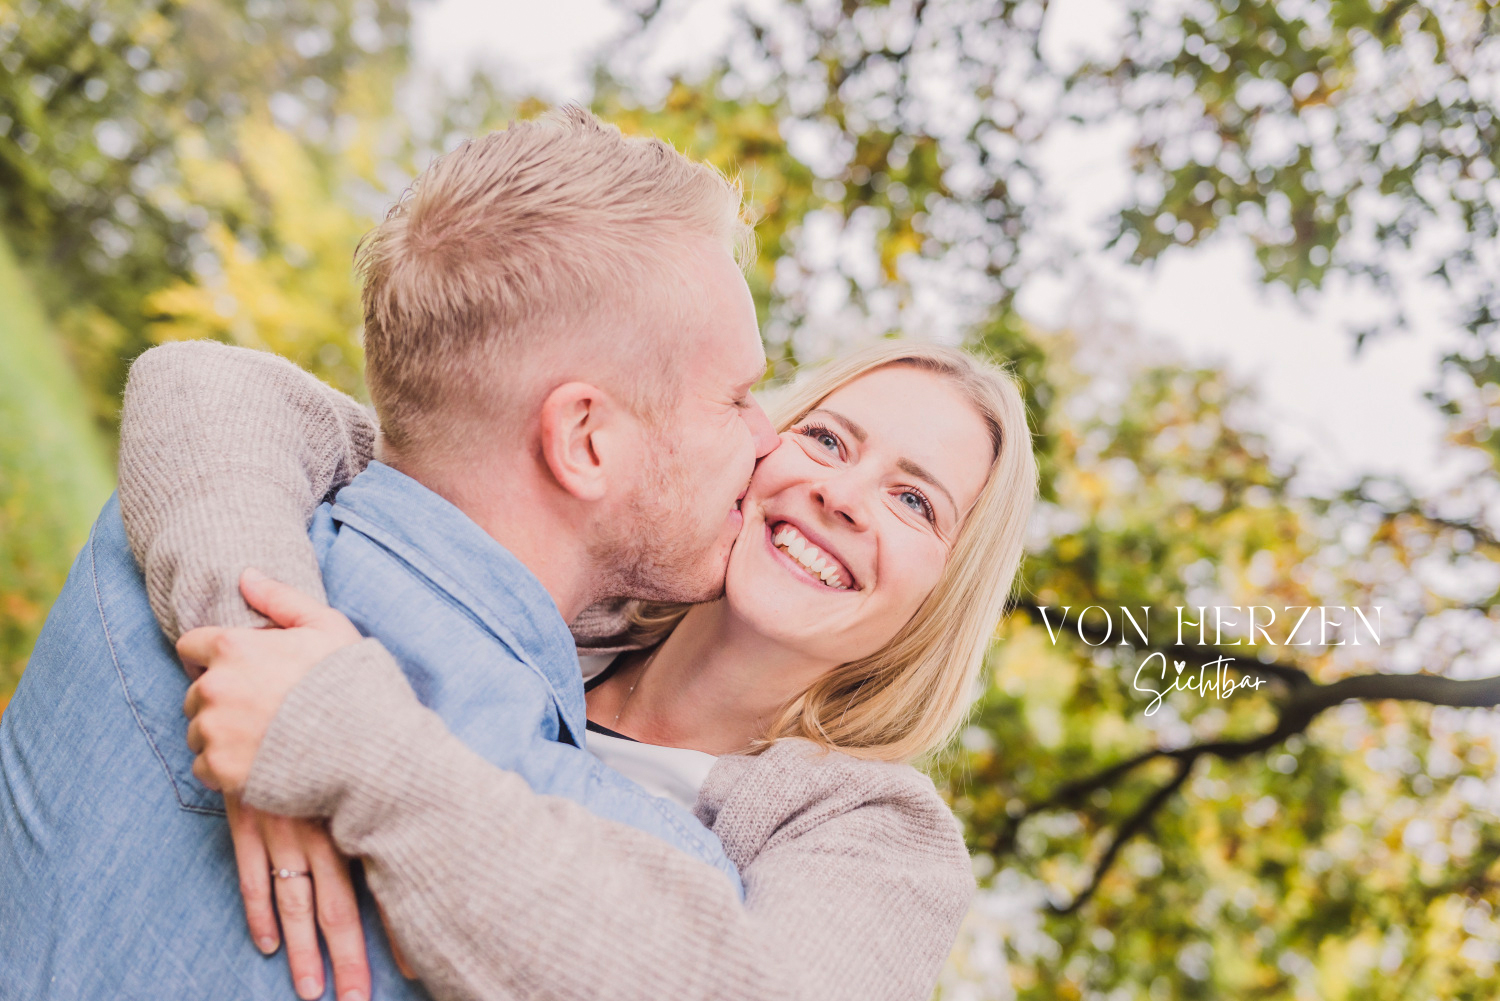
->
[178,570,370,1000]
[178,569,361,796]
[227,794,371,1001]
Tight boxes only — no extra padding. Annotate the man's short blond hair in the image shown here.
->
[356,106,755,453]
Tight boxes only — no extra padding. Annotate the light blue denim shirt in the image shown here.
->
[0,462,737,1000]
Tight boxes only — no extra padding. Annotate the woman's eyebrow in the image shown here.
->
[808,408,867,442]
[897,457,956,517]
[812,408,958,516]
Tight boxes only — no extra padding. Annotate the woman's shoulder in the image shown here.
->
[706,737,944,798]
[698,739,971,870]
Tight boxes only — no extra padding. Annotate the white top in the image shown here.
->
[578,653,718,812]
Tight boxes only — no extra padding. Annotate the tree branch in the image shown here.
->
[1315,670,1500,710]
[1049,757,1193,915]
[1343,480,1500,551]
[984,660,1500,910]
[630,0,667,28]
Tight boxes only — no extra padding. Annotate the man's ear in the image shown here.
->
[537,382,631,502]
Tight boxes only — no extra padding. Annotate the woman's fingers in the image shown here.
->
[240,569,324,630]
[226,797,281,956]
[190,753,222,791]
[261,813,372,1001]
[306,830,371,1001]
[239,569,363,647]
[176,626,223,675]
[183,678,205,722]
[263,814,325,1001]
[231,803,369,1000]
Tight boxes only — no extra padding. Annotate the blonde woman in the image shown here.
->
[124,339,1037,1001]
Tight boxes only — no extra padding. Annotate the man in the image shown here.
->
[0,107,778,1000]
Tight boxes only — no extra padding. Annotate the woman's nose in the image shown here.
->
[811,472,872,528]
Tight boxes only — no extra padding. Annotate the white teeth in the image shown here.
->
[772,522,851,590]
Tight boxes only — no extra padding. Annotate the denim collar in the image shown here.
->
[328,461,586,744]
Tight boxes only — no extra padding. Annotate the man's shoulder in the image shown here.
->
[71,493,153,633]
[29,491,213,673]
[12,494,224,810]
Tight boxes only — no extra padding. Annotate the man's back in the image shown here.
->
[0,464,733,999]
[0,494,415,1000]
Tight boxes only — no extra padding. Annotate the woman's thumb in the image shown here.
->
[239,568,321,628]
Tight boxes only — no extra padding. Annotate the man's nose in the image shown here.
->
[746,399,780,458]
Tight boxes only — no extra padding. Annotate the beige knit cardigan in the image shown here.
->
[117,341,976,1001]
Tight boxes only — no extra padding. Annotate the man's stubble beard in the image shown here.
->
[592,433,730,605]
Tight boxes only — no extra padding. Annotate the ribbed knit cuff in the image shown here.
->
[243,638,419,820]
[138,492,328,639]
[118,340,376,640]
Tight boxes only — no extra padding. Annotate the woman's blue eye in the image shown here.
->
[899,490,935,521]
[798,425,841,453]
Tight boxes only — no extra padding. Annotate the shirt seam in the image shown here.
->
[91,515,224,817]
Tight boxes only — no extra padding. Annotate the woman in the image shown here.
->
[121,338,1037,1001]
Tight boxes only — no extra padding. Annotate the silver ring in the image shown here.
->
[271,867,310,880]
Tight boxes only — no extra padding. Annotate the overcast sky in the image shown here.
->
[409,0,1463,493]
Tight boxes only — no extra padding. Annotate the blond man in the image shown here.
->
[0,108,777,1001]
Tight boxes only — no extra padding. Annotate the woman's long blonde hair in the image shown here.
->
[629,341,1038,762]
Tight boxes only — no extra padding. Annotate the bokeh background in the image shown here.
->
[5,0,1500,996]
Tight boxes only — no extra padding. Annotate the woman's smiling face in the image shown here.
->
[725,364,996,665]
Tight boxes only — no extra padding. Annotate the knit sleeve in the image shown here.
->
[244,641,975,1001]
[118,340,377,641]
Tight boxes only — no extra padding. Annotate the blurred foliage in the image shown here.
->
[609,2,1500,997]
[6,0,1500,996]
[141,110,372,390]
[0,0,407,692]
[932,330,1500,999]
[0,0,406,427]
[1092,0,1500,341]
[0,232,112,702]
[599,83,819,376]
[605,0,1056,368]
